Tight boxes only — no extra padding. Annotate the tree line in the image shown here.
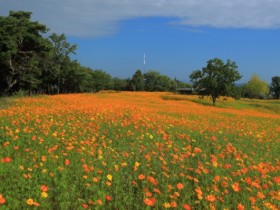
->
[0,11,189,96]
[1,11,279,101]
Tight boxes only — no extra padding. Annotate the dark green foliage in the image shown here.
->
[91,70,112,92]
[0,11,113,95]
[143,70,174,91]
[190,58,242,106]
[130,70,144,91]
[270,76,280,99]
[0,11,50,95]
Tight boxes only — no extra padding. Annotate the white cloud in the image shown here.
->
[1,0,280,37]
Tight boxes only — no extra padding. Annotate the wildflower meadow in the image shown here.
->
[0,92,279,209]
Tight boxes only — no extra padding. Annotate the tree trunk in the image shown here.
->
[212,96,216,106]
[5,59,18,93]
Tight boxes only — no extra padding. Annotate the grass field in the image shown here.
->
[0,92,279,209]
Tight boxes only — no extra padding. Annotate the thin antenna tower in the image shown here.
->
[143,53,146,72]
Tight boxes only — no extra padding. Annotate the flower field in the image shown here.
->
[0,92,280,209]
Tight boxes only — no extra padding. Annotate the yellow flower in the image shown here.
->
[134,162,140,167]
[26,198,34,205]
[163,202,171,208]
[41,192,48,198]
[107,174,113,181]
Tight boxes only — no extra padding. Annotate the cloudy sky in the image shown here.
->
[1,0,280,82]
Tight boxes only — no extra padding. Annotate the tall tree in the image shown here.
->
[130,69,144,91]
[190,58,242,106]
[48,33,77,94]
[244,74,269,99]
[0,11,49,94]
[270,76,280,99]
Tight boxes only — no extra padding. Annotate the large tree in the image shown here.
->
[190,58,242,106]
[270,76,280,99]
[48,33,77,94]
[0,11,49,94]
[244,74,269,99]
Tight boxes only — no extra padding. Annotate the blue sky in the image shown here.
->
[1,0,280,83]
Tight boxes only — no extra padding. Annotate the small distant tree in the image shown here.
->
[270,76,280,99]
[143,70,174,91]
[130,69,144,91]
[244,74,269,99]
[189,58,242,106]
[144,71,161,91]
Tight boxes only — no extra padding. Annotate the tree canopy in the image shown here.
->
[130,70,144,91]
[243,74,269,99]
[190,58,242,106]
[270,76,280,99]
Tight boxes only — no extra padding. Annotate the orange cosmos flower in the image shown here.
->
[93,177,99,182]
[223,164,231,169]
[0,194,6,204]
[96,199,103,205]
[82,203,89,209]
[183,204,192,210]
[143,197,156,206]
[40,185,48,192]
[211,136,217,141]
[154,188,161,194]
[249,196,256,205]
[138,174,146,180]
[263,202,278,210]
[257,192,265,199]
[145,191,152,197]
[147,176,158,185]
[171,201,177,208]
[237,203,245,210]
[193,147,202,153]
[209,203,216,210]
[33,201,40,206]
[105,195,112,201]
[3,141,9,147]
[64,159,70,166]
[1,157,11,163]
[273,176,280,185]
[206,194,216,202]
[174,191,180,197]
[195,187,203,200]
[176,183,184,190]
[232,182,241,192]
